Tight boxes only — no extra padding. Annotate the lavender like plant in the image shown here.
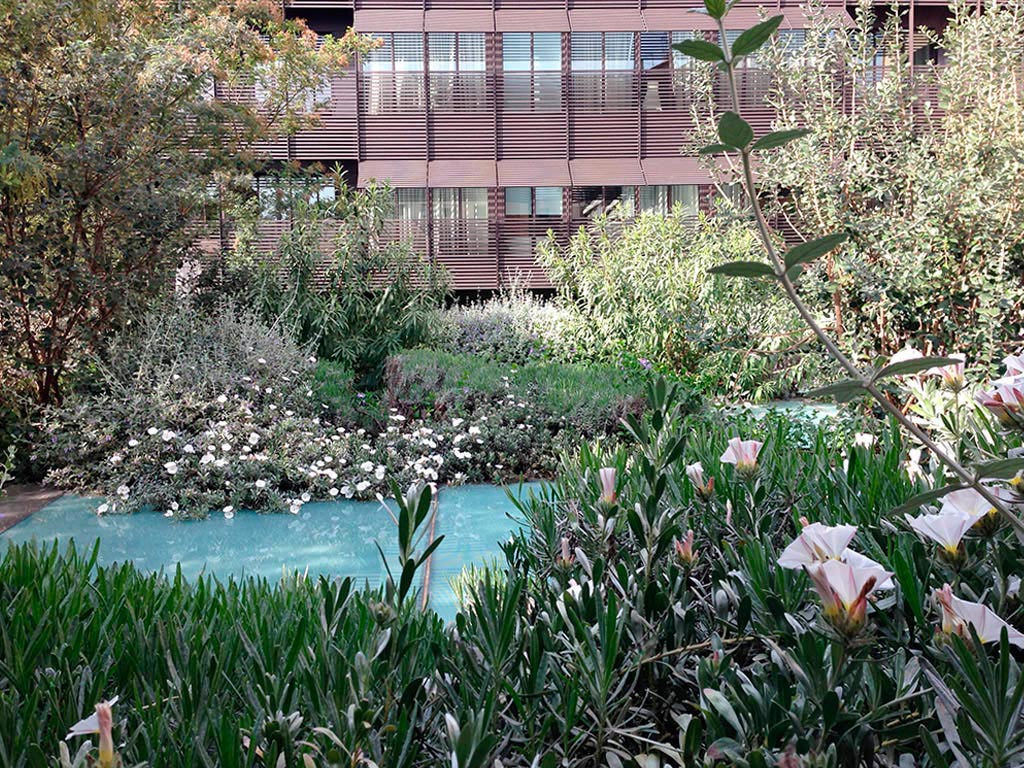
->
[682,0,1023,532]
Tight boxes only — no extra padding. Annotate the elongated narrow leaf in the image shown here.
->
[752,128,811,151]
[889,484,967,517]
[806,379,865,402]
[698,142,734,155]
[730,16,784,58]
[709,261,775,278]
[875,356,962,381]
[974,457,1024,479]
[672,40,725,62]
[718,111,753,149]
[783,232,848,270]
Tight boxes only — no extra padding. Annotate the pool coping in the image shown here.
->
[0,484,64,533]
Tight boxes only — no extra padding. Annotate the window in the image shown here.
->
[254,177,336,220]
[639,31,698,110]
[433,188,489,253]
[638,185,699,217]
[429,33,487,111]
[394,188,427,221]
[502,32,562,111]
[505,187,563,217]
[571,33,634,109]
[362,33,425,113]
[573,187,631,218]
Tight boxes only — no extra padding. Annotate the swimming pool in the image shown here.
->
[0,482,543,620]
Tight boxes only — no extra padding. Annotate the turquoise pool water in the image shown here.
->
[0,483,542,620]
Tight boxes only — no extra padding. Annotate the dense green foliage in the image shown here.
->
[743,0,1024,363]
[537,211,829,400]
[227,181,448,389]
[6,383,1024,766]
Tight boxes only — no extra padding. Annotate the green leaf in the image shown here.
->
[718,111,754,149]
[698,143,734,155]
[703,0,727,20]
[974,457,1024,479]
[889,484,968,517]
[672,40,725,62]
[752,128,811,151]
[709,261,776,278]
[875,356,962,381]
[782,232,848,270]
[805,379,865,402]
[730,16,784,58]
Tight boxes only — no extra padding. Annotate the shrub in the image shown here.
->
[226,180,449,389]
[8,381,1024,766]
[538,210,829,399]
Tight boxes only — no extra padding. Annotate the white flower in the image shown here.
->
[889,346,923,366]
[217,394,228,404]
[147,427,158,436]
[720,437,763,474]
[257,357,267,365]
[164,510,174,518]
[97,503,110,515]
[161,430,176,442]
[329,487,339,497]
[128,439,139,447]
[301,492,311,503]
[200,453,215,465]
[853,433,876,449]
[221,443,231,452]
[109,454,123,465]
[806,559,891,633]
[360,461,375,473]
[779,522,894,589]
[939,487,1003,520]
[468,426,481,435]
[356,480,370,492]
[116,485,130,499]
[248,432,260,446]
[183,444,196,454]
[255,479,267,489]
[375,465,386,480]
[163,461,178,476]
[907,510,983,554]
[452,418,465,428]
[340,485,353,498]
[936,584,1024,647]
[223,505,235,519]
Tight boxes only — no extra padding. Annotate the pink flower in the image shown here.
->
[1004,352,1024,378]
[907,511,982,558]
[976,379,1024,426]
[675,529,696,566]
[935,584,1024,647]
[598,467,617,506]
[779,522,894,589]
[805,559,890,635]
[556,536,574,569]
[889,347,923,367]
[924,354,965,390]
[686,462,714,500]
[721,437,763,476]
[66,698,118,768]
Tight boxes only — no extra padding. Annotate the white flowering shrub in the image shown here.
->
[34,304,653,517]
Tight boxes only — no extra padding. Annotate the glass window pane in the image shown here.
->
[503,33,532,71]
[364,34,393,72]
[606,33,634,70]
[535,187,562,216]
[463,188,488,218]
[640,32,669,70]
[639,185,668,214]
[671,31,695,68]
[571,33,603,71]
[459,33,486,72]
[395,188,426,220]
[394,33,424,72]
[432,188,458,219]
[670,184,699,216]
[534,33,562,71]
[429,33,457,72]
[505,187,532,216]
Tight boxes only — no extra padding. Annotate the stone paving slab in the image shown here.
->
[0,484,63,533]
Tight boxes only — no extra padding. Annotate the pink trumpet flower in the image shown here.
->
[779,522,893,589]
[976,379,1024,426]
[675,529,696,566]
[598,467,617,506]
[556,536,574,570]
[720,437,763,478]
[1004,352,1024,378]
[66,698,119,768]
[924,354,966,390]
[686,462,715,500]
[805,560,890,636]
[935,584,1024,648]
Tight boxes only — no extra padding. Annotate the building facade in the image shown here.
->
[229,0,951,291]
